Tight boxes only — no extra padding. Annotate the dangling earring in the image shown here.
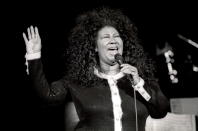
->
[95,48,98,52]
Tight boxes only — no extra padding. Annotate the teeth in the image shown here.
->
[108,47,118,50]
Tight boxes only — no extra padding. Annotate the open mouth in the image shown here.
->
[108,47,118,51]
[107,47,119,56]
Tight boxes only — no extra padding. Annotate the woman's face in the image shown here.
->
[96,26,123,65]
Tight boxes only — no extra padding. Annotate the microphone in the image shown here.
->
[115,53,124,66]
[177,34,198,49]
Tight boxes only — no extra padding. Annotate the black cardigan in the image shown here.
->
[28,59,169,131]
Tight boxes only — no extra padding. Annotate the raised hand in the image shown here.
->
[23,26,41,54]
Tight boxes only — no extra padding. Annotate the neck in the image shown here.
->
[99,62,120,75]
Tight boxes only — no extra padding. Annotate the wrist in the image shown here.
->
[133,77,144,89]
[133,76,141,85]
[26,49,41,55]
[133,77,151,101]
[25,52,41,60]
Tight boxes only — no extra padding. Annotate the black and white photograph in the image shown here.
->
[5,0,198,131]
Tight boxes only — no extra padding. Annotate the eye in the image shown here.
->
[102,35,110,39]
[114,34,120,38]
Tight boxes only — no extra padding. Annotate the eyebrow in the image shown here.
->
[102,33,119,36]
[102,34,109,36]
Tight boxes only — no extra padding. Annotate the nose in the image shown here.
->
[109,37,117,44]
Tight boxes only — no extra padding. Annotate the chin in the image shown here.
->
[108,59,117,66]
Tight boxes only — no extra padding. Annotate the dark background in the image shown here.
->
[4,0,197,130]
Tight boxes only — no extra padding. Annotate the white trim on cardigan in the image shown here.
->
[94,68,124,131]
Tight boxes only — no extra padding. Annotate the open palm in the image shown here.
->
[23,26,41,54]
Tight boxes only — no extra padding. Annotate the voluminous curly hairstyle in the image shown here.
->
[65,6,158,88]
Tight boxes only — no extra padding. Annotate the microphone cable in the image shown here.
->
[133,82,138,131]
[128,76,138,131]
[115,53,138,131]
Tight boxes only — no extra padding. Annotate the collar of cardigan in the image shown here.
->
[94,67,125,81]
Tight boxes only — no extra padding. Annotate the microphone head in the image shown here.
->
[115,53,123,65]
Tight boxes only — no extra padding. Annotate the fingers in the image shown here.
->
[120,63,140,85]
[24,26,38,40]
[120,64,137,72]
[30,26,35,39]
[35,26,40,39]
[22,32,28,45]
[120,64,138,75]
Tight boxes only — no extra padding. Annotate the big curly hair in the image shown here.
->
[64,6,158,88]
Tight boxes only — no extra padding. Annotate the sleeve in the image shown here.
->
[28,58,69,104]
[144,80,170,119]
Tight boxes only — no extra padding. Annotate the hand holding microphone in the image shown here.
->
[115,53,140,85]
[115,53,151,101]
